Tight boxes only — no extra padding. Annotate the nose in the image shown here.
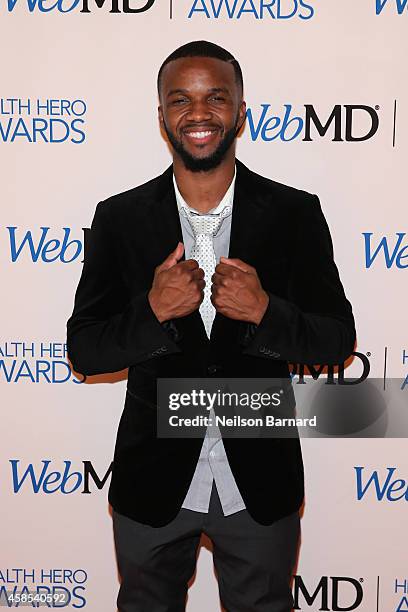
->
[185,99,212,123]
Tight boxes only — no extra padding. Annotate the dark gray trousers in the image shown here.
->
[112,481,300,612]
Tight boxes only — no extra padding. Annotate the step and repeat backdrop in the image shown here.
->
[1,0,407,610]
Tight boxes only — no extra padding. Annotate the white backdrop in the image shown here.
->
[1,0,408,610]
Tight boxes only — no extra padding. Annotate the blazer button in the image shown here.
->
[207,364,219,376]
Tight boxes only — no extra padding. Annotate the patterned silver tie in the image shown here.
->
[181,207,231,338]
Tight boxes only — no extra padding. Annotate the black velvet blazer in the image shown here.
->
[66,159,356,526]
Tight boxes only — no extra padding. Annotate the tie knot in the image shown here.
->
[181,205,231,238]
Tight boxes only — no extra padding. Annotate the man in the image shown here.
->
[66,40,356,612]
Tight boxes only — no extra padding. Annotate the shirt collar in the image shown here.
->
[173,165,236,217]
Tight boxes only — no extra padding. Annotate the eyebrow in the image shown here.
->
[166,87,231,99]
[166,88,189,98]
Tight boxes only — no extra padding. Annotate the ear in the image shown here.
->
[158,104,164,127]
[238,99,247,131]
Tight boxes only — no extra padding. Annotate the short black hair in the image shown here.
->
[157,40,243,97]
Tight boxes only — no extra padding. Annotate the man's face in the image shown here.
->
[158,56,246,172]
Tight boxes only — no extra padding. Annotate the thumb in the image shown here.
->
[220,256,252,273]
[160,242,184,270]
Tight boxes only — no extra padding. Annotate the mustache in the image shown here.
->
[181,124,222,132]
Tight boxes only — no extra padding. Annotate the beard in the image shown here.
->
[162,114,242,173]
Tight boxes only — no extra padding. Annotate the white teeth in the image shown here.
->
[187,131,213,139]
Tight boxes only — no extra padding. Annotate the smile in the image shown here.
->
[188,130,214,139]
[183,129,219,144]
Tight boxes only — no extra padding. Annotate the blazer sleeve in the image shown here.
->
[241,194,356,365]
[66,200,181,376]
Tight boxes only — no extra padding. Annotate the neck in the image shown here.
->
[173,150,236,214]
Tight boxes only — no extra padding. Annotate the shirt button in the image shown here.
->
[210,450,215,458]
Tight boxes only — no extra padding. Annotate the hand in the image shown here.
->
[148,242,205,323]
[211,257,269,325]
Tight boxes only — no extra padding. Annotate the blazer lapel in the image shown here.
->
[227,159,264,262]
[150,165,209,345]
[210,159,265,342]
[150,165,184,263]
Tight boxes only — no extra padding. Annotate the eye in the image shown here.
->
[209,96,225,102]
[171,98,188,106]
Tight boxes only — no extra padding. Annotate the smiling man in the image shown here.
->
[66,41,356,611]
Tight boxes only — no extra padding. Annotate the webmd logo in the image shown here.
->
[6,226,87,263]
[10,460,112,494]
[363,233,408,269]
[355,467,408,502]
[293,576,364,611]
[6,0,154,13]
[246,104,380,142]
[376,0,408,14]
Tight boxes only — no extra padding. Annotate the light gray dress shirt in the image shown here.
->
[172,169,246,516]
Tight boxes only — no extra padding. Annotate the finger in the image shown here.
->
[214,263,232,275]
[211,284,222,296]
[173,241,185,261]
[210,293,222,308]
[191,268,205,281]
[180,258,199,271]
[159,242,184,270]
[219,257,253,273]
[211,272,227,287]
[215,262,240,276]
